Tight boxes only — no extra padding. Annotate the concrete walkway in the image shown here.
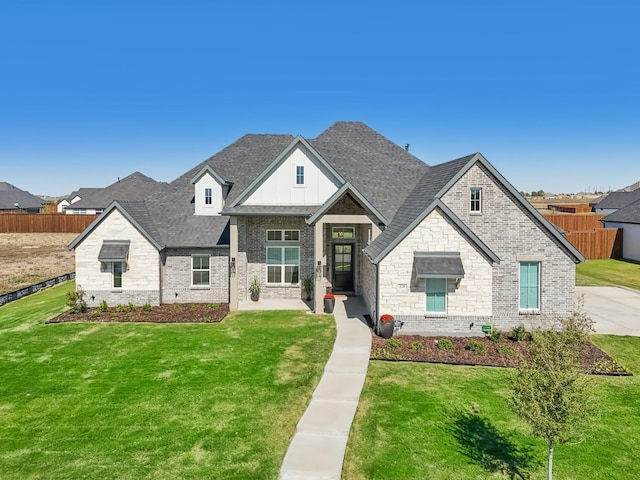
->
[280,296,372,480]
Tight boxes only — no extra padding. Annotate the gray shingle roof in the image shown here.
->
[308,122,429,222]
[65,187,101,203]
[222,205,318,216]
[69,172,163,209]
[602,198,640,224]
[0,182,44,210]
[593,190,640,210]
[363,155,475,262]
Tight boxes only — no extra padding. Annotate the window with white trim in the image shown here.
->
[296,165,304,185]
[470,188,482,213]
[192,254,210,286]
[519,261,540,311]
[266,229,300,242]
[426,278,447,313]
[205,188,212,205]
[266,246,299,284]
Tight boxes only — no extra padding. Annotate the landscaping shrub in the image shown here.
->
[466,339,489,354]
[498,344,515,357]
[386,338,402,350]
[208,303,219,309]
[489,327,503,343]
[98,300,109,313]
[436,338,454,351]
[141,302,153,312]
[66,289,87,314]
[115,304,127,313]
[512,324,526,342]
[592,358,632,375]
[370,348,405,361]
[409,341,424,351]
[128,302,137,312]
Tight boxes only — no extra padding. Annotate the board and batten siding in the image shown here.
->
[378,209,493,333]
[193,172,224,216]
[441,163,576,326]
[243,146,341,205]
[75,209,161,306]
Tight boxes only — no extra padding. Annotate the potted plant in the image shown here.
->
[303,276,314,301]
[249,277,261,302]
[378,314,395,339]
[324,293,335,313]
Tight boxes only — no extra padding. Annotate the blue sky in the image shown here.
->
[1,1,638,197]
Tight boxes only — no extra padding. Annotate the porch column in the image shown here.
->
[229,216,238,311]
[314,219,324,313]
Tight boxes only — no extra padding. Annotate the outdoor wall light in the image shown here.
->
[175,292,178,298]
[316,261,322,279]
[230,257,236,275]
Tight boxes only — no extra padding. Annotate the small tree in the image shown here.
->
[66,289,88,314]
[510,312,598,480]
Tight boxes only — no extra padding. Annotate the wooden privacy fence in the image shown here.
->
[543,214,605,231]
[0,213,98,233]
[563,229,623,260]
[547,203,593,213]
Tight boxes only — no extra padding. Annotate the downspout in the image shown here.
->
[375,262,380,335]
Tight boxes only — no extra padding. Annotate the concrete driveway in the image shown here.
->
[576,286,640,336]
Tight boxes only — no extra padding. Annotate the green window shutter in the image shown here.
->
[426,278,447,313]
[519,262,540,309]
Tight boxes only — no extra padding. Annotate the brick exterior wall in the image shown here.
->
[378,162,577,334]
[237,216,315,301]
[75,209,161,307]
[440,163,576,329]
[161,248,229,303]
[379,209,493,334]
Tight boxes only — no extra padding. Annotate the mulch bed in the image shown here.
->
[46,303,229,324]
[371,333,632,375]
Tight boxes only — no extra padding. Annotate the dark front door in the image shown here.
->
[333,243,354,292]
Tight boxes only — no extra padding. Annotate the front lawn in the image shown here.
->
[344,335,640,479]
[576,258,640,290]
[0,282,335,479]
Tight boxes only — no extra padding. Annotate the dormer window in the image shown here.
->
[296,166,304,185]
[205,188,212,205]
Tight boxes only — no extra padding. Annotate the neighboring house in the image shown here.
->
[69,122,583,334]
[57,188,101,212]
[591,189,640,215]
[601,198,640,261]
[0,182,44,213]
[64,172,162,215]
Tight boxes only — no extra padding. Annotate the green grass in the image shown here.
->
[0,282,335,479]
[344,335,640,480]
[576,258,640,290]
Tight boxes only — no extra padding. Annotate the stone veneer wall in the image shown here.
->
[74,209,160,307]
[441,162,577,328]
[237,216,315,301]
[161,248,229,303]
[379,209,493,334]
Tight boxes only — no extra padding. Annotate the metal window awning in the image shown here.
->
[414,252,465,279]
[98,241,130,262]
